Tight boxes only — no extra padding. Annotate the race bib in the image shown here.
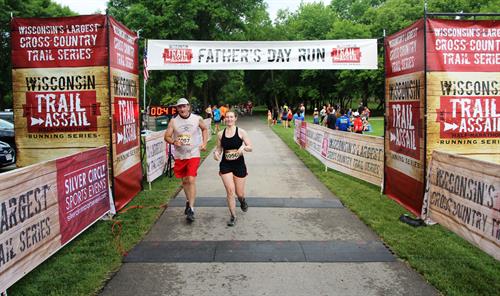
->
[177,134,192,146]
[224,149,240,161]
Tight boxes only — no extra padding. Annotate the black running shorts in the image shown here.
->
[219,162,247,178]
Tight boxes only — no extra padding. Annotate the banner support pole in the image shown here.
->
[105,11,116,198]
[143,77,147,130]
[143,40,146,118]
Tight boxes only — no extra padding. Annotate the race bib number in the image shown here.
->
[224,149,240,161]
[177,134,192,146]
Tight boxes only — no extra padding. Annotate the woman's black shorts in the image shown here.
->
[219,161,247,178]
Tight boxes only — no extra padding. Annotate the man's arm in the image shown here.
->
[164,119,180,146]
[199,117,208,151]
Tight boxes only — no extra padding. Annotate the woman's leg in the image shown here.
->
[234,175,248,211]
[234,175,246,200]
[220,172,237,217]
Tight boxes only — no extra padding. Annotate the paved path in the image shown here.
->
[101,116,437,296]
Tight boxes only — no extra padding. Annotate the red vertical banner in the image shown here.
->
[109,17,142,210]
[426,19,500,166]
[56,147,110,244]
[384,19,426,216]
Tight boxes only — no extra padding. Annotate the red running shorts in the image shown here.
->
[174,157,201,178]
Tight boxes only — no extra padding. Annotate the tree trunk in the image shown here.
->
[203,77,209,108]
[271,70,279,109]
[186,72,194,99]
[0,90,4,111]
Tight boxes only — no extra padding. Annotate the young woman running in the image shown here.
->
[213,111,252,226]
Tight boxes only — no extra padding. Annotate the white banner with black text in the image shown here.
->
[147,39,378,70]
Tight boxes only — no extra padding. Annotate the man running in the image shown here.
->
[164,98,209,222]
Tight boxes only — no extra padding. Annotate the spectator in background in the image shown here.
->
[352,112,363,134]
[362,106,371,119]
[247,100,253,115]
[267,109,273,127]
[326,107,337,130]
[322,106,329,126]
[313,108,319,124]
[363,117,372,132]
[336,109,351,132]
[220,104,228,124]
[281,107,288,128]
[213,105,221,134]
[320,105,327,124]
[287,108,293,128]
[299,103,305,119]
[293,109,304,126]
[273,107,278,125]
[357,102,364,114]
[205,105,212,119]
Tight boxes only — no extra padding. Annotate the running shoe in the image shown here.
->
[184,201,190,215]
[227,215,236,227]
[186,208,195,222]
[239,198,248,212]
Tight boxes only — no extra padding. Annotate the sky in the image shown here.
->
[51,0,320,21]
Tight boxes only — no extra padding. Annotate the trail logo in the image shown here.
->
[388,101,420,160]
[114,97,138,154]
[163,46,193,64]
[23,91,100,133]
[331,47,361,63]
[436,96,500,138]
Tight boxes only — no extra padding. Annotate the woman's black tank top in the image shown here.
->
[221,127,244,163]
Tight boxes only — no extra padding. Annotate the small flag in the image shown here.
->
[143,47,149,82]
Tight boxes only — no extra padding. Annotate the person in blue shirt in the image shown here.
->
[292,109,304,126]
[336,109,351,131]
[213,105,222,134]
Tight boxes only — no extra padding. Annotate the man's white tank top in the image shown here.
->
[171,113,202,159]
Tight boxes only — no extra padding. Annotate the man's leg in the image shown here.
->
[183,157,200,222]
[183,176,196,208]
[183,176,196,222]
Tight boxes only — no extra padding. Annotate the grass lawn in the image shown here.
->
[9,138,217,296]
[270,123,500,296]
[368,117,383,137]
[302,115,384,137]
